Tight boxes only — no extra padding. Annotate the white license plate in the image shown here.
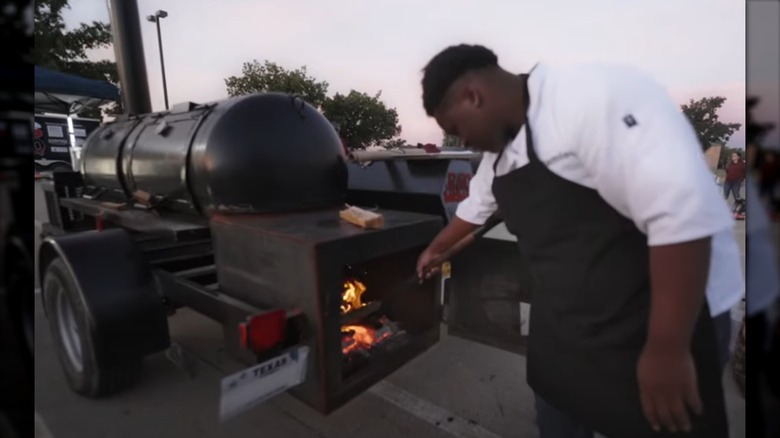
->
[219,345,309,421]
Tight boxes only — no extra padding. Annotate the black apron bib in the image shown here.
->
[490,80,728,438]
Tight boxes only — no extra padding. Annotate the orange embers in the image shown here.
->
[341,278,368,314]
[341,317,394,355]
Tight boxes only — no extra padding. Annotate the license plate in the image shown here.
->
[219,345,309,421]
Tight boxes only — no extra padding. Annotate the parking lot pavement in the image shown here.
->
[34,296,746,438]
[34,302,447,438]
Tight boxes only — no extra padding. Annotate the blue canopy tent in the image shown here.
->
[34,66,120,115]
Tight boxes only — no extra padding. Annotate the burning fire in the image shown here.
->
[340,279,401,356]
[341,319,394,354]
[342,278,368,314]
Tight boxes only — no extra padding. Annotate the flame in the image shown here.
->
[341,278,368,314]
[341,324,393,354]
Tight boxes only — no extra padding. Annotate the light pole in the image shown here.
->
[146,10,169,110]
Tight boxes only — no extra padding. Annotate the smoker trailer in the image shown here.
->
[38,93,531,419]
[37,0,531,420]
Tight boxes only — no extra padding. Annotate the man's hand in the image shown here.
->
[637,343,702,433]
[641,237,711,433]
[415,217,479,281]
[416,247,442,281]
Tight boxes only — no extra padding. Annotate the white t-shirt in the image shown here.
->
[456,63,744,317]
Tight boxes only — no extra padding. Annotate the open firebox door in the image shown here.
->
[431,214,532,356]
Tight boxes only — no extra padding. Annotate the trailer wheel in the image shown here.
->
[43,258,142,397]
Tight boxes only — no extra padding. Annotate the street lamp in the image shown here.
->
[146,10,169,110]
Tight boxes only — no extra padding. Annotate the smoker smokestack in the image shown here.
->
[108,0,153,115]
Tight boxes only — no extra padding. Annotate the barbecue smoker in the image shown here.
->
[38,0,530,420]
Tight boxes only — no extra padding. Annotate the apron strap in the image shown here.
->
[520,75,540,165]
[492,73,537,175]
[493,148,505,173]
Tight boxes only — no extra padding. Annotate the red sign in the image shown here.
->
[442,172,472,203]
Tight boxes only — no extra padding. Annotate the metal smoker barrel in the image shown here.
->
[80,93,348,215]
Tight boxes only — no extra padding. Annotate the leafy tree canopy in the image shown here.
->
[34,0,121,118]
[224,60,329,108]
[680,96,741,150]
[226,61,402,148]
[321,90,401,149]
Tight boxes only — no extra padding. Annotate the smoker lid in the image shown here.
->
[189,93,349,214]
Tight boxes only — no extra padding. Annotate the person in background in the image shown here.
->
[417,44,741,438]
[723,151,746,202]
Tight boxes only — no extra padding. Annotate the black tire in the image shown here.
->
[42,258,142,397]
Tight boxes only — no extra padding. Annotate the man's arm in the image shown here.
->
[422,216,480,257]
[416,154,498,278]
[647,238,710,352]
[563,65,734,432]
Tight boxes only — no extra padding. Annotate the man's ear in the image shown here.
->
[466,87,482,109]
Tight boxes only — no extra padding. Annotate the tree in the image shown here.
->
[34,0,122,118]
[379,138,407,149]
[680,96,742,151]
[321,90,402,149]
[224,60,329,107]
[223,61,402,149]
[441,132,460,147]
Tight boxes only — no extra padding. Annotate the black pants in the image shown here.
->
[535,311,733,438]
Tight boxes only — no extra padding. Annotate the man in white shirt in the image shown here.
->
[417,45,743,438]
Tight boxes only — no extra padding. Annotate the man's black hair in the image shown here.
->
[422,44,499,116]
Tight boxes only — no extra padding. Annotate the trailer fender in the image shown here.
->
[38,229,170,366]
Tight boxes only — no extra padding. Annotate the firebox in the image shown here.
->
[211,208,442,414]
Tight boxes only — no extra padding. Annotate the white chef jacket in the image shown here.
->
[456,63,744,317]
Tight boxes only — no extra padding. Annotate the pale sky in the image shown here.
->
[748,0,780,149]
[63,0,752,147]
